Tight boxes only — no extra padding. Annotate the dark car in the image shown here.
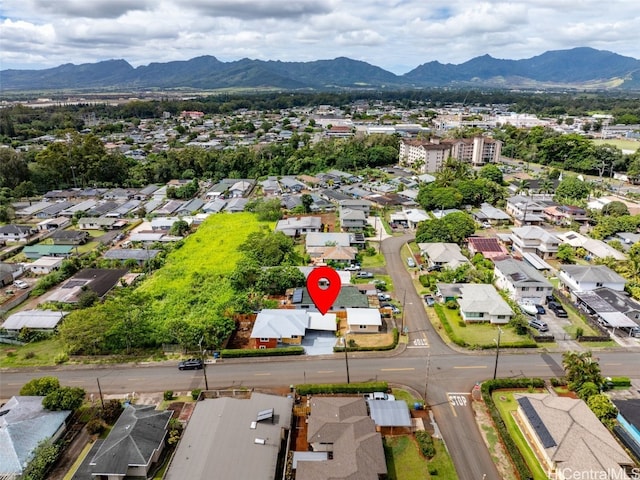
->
[535,304,546,315]
[178,358,203,370]
[548,301,568,318]
[423,295,436,306]
[545,295,556,305]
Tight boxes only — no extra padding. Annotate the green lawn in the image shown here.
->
[361,252,386,268]
[428,438,458,479]
[0,337,66,368]
[438,305,535,347]
[384,436,430,480]
[592,139,639,152]
[492,392,548,480]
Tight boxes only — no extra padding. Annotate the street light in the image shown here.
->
[493,327,503,380]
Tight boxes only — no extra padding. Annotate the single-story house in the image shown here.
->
[250,309,309,348]
[437,283,513,324]
[41,268,127,304]
[467,236,509,260]
[514,394,633,479]
[558,265,626,295]
[224,197,249,212]
[0,396,71,477]
[72,405,172,480]
[35,201,73,219]
[275,216,322,237]
[293,285,369,311]
[153,200,184,216]
[77,217,120,230]
[390,208,430,229]
[260,177,282,196]
[305,232,352,248]
[164,393,293,480]
[493,257,553,304]
[0,262,22,287]
[556,231,627,262]
[37,216,71,232]
[419,242,470,270]
[346,308,382,333]
[22,245,73,260]
[2,310,67,333]
[49,229,89,245]
[26,256,65,275]
[307,245,357,263]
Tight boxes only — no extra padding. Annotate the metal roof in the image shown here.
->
[367,400,412,427]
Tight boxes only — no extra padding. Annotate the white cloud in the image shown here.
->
[0,0,638,73]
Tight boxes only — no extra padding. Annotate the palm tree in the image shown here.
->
[538,178,554,199]
[562,351,603,391]
[515,179,530,196]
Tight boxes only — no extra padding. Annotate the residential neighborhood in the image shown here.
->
[1,94,640,480]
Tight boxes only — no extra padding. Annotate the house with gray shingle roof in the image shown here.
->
[75,405,171,480]
[0,396,71,477]
[514,394,633,479]
[250,309,309,348]
[436,283,513,324]
[558,265,626,294]
[0,224,35,243]
[493,257,553,304]
[295,396,386,480]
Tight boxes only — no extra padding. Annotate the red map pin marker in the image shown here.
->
[307,266,342,315]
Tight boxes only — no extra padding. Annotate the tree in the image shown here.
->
[20,376,60,396]
[555,176,590,201]
[253,198,283,221]
[21,439,60,480]
[256,266,306,295]
[416,212,475,245]
[562,351,603,391]
[602,201,629,217]
[170,219,190,236]
[240,230,297,266]
[556,243,575,264]
[42,386,86,411]
[301,194,314,213]
[479,164,503,184]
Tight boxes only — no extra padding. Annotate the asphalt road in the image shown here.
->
[2,234,640,480]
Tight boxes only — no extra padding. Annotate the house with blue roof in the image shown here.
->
[0,396,71,477]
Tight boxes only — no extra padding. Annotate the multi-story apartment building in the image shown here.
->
[399,136,501,173]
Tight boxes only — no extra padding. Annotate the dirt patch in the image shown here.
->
[472,399,519,480]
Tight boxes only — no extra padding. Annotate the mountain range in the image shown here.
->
[2,47,639,92]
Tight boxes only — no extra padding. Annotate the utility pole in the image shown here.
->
[423,351,431,404]
[342,336,350,384]
[199,336,209,390]
[401,290,407,333]
[493,327,503,380]
[96,378,105,409]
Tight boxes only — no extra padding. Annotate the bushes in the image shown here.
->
[481,378,544,480]
[86,419,106,435]
[607,376,631,387]
[164,390,174,401]
[295,382,389,396]
[100,399,124,424]
[416,431,436,459]
[21,439,60,480]
[434,304,468,348]
[191,389,202,400]
[220,346,304,358]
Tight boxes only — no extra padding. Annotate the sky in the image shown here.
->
[1,0,639,74]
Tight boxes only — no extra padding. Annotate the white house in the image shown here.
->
[493,257,553,304]
[419,243,470,270]
[346,308,382,333]
[27,256,64,275]
[558,265,626,295]
[438,283,513,324]
[510,226,560,259]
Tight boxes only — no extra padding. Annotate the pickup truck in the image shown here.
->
[363,392,395,401]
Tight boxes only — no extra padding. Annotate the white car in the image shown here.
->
[13,280,29,289]
[344,264,361,271]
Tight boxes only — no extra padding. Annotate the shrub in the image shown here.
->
[550,377,567,387]
[164,390,174,401]
[220,346,304,358]
[575,327,584,339]
[20,376,60,396]
[100,399,124,424]
[86,419,105,435]
[607,376,631,387]
[21,439,60,480]
[416,431,436,458]
[295,382,389,396]
[54,352,69,365]
[445,300,458,309]
[191,389,202,401]
[23,351,36,359]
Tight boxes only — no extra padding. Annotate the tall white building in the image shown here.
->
[399,136,501,173]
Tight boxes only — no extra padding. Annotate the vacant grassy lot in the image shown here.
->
[0,337,65,368]
[361,251,386,268]
[492,391,548,480]
[592,139,639,152]
[384,436,430,480]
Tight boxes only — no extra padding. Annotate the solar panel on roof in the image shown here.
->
[292,289,303,303]
[256,408,274,422]
[518,397,556,448]
[470,238,503,252]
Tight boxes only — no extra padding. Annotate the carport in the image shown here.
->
[598,311,640,337]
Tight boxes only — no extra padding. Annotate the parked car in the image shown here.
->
[545,295,556,305]
[363,391,395,401]
[378,293,391,301]
[356,271,374,279]
[344,264,361,271]
[481,222,492,229]
[424,295,435,306]
[528,318,549,332]
[13,280,29,289]
[426,265,442,272]
[407,257,416,268]
[178,358,203,370]
[548,301,568,318]
[535,304,546,315]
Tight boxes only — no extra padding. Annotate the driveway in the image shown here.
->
[301,331,337,356]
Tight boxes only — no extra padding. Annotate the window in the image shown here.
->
[521,287,530,291]
[259,345,266,349]
[465,312,484,318]
[536,287,544,291]
[596,282,603,287]
[291,335,298,339]
[359,324,367,329]
[260,338,269,342]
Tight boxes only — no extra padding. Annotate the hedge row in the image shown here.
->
[333,328,399,353]
[219,346,304,358]
[481,378,544,480]
[434,304,468,348]
[577,335,610,342]
[608,376,631,387]
[295,381,389,396]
